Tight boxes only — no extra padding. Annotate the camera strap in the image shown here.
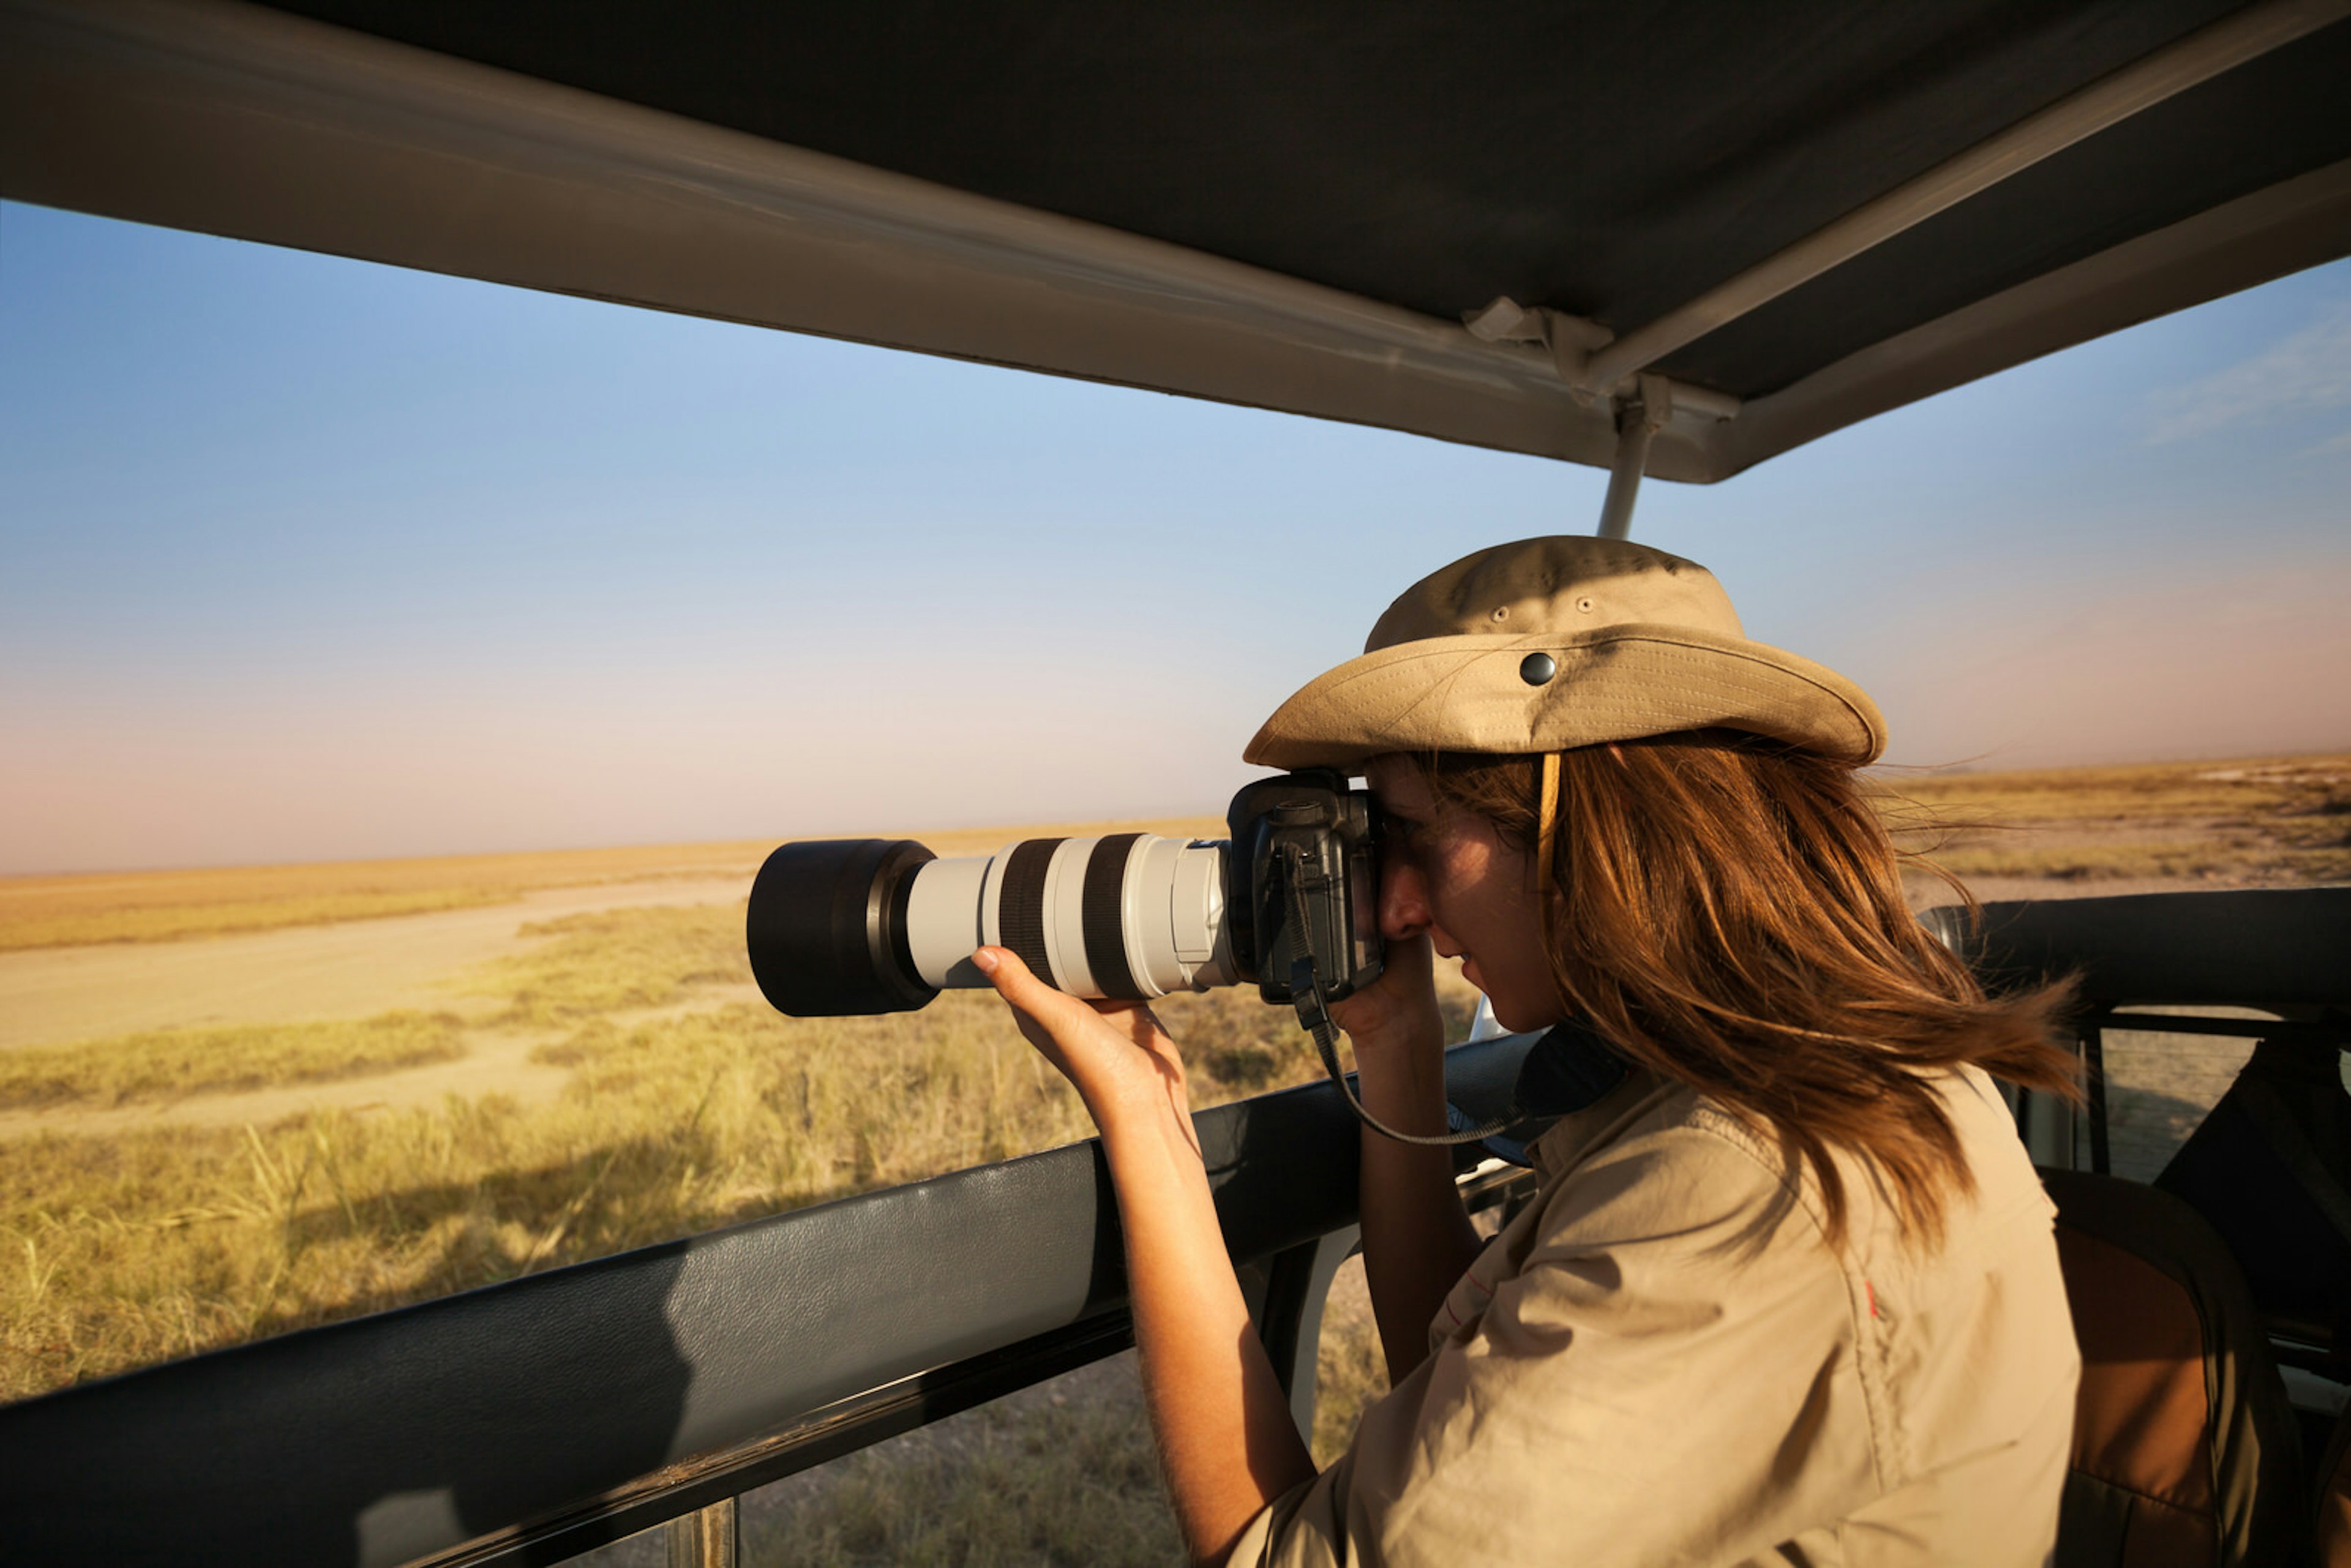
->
[1283,858,1519,1147]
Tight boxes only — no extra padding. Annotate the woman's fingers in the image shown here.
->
[1327,934,1444,1055]
[974,947,1180,1098]
[972,947,1087,1060]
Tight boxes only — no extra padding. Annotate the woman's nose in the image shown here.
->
[1378,855,1431,942]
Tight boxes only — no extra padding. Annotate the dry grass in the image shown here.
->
[738,1360,1179,1567]
[0,882,1449,1404]
[0,996,1064,1401]
[478,905,754,1026]
[1892,754,2351,822]
[1881,752,2351,886]
[0,1013,469,1111]
[1310,1253,1389,1468]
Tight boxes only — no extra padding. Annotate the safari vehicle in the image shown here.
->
[4,1,2349,1563]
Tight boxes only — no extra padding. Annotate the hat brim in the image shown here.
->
[1243,625,1886,770]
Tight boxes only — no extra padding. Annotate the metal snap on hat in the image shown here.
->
[1243,536,1886,768]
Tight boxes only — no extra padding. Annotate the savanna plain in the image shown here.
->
[4,754,2344,1565]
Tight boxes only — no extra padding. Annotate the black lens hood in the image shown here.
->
[747,839,939,1016]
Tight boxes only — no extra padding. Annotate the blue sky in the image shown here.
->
[2,199,2347,874]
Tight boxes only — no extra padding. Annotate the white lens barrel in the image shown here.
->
[901,833,1235,999]
[901,853,992,989]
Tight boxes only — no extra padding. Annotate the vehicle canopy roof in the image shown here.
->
[6,0,2349,483]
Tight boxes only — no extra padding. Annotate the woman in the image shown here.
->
[972,536,2081,1566]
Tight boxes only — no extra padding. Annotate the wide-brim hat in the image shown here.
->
[1244,536,1886,769]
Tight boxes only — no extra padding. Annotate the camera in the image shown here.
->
[746,769,1382,1021]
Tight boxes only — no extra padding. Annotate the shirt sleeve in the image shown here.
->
[1224,1120,1882,1568]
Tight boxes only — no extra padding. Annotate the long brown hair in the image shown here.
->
[1417,730,2077,1249]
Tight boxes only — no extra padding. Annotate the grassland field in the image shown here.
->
[1,753,2342,1564]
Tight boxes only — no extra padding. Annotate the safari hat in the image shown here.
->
[1245,536,1886,769]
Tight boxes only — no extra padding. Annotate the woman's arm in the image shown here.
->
[1328,937,1482,1383]
[975,946,1314,1566]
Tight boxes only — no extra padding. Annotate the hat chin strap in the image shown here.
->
[1535,751,1561,898]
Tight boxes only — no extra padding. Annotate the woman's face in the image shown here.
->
[1362,754,1565,1033]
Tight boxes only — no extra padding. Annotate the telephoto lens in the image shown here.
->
[747,770,1382,1019]
[748,833,1237,1017]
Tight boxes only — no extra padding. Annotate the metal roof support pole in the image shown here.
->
[1595,375,1672,540]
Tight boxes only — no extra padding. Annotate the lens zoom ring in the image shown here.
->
[1081,834,1147,1000]
[997,838,1064,989]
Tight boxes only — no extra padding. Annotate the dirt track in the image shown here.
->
[0,876,749,1052]
[0,879,756,1142]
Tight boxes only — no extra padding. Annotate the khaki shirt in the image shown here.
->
[1229,1064,2079,1566]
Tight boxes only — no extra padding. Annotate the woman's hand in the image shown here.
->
[972,947,1197,1153]
[1327,932,1445,1062]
